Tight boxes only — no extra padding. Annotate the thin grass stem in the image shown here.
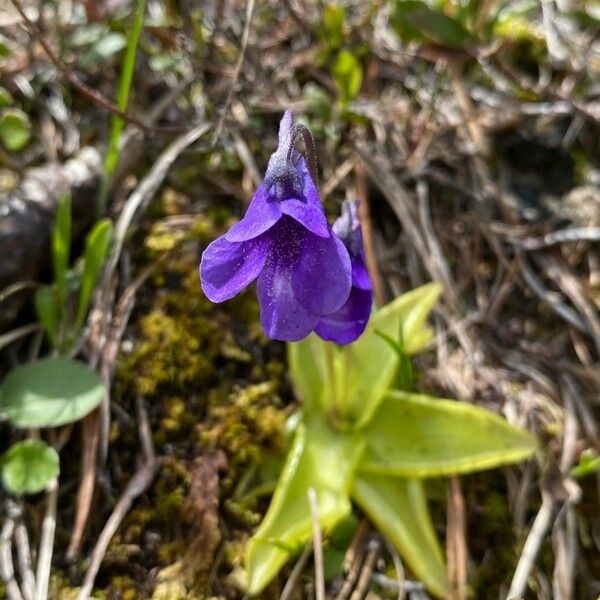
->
[97,0,147,216]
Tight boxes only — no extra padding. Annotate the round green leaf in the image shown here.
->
[1,440,59,495]
[0,108,31,151]
[0,357,104,428]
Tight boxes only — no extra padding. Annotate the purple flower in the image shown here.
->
[315,201,373,345]
[200,111,352,342]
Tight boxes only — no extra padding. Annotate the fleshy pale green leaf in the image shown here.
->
[288,283,441,423]
[0,109,31,151]
[0,357,104,428]
[352,473,446,598]
[360,391,537,477]
[245,414,365,595]
[339,282,441,426]
[74,219,112,334]
[1,440,59,495]
[369,282,441,354]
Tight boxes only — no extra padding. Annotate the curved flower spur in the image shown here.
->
[200,111,362,342]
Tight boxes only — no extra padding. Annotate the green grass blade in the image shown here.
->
[74,219,113,335]
[34,286,59,348]
[97,0,147,215]
[52,193,71,349]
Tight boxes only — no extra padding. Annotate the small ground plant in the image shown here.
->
[0,195,111,599]
[199,112,536,596]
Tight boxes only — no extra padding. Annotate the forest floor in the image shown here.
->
[1,0,600,598]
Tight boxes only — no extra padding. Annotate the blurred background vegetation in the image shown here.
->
[0,0,599,598]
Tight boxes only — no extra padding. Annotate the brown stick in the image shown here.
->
[77,398,159,600]
[349,538,380,600]
[446,477,468,600]
[65,412,100,560]
[355,159,386,307]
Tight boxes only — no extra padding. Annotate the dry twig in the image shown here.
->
[78,398,159,600]
[279,544,313,600]
[508,492,555,599]
[10,504,35,600]
[349,538,380,600]
[446,478,468,600]
[0,516,23,600]
[34,479,58,600]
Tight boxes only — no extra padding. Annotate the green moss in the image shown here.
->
[105,209,289,598]
[47,573,83,599]
[105,576,140,599]
[199,382,286,467]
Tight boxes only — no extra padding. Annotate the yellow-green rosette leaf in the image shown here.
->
[245,414,365,594]
[352,473,447,598]
[341,282,442,426]
[360,391,537,477]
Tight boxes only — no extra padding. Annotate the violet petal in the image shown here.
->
[200,234,271,302]
[291,231,352,316]
[352,257,372,290]
[279,157,329,238]
[315,286,373,345]
[225,183,282,242]
[256,248,321,342]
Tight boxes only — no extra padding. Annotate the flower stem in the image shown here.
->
[288,123,318,185]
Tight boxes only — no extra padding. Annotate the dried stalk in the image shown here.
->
[35,478,58,600]
[0,516,23,600]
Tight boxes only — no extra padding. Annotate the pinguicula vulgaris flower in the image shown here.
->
[200,111,356,342]
[315,200,373,344]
